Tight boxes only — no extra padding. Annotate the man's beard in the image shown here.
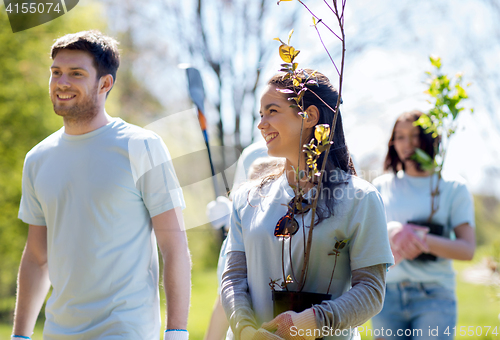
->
[53,86,99,125]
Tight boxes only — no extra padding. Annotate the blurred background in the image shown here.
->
[1,0,499,338]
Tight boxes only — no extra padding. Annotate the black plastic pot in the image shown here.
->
[272,290,332,317]
[408,220,444,261]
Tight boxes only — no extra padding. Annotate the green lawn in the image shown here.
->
[2,252,499,339]
[187,268,219,339]
[452,260,500,340]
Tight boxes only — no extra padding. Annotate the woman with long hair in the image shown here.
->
[371,110,475,340]
[220,71,394,340]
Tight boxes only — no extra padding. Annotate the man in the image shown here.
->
[12,30,191,340]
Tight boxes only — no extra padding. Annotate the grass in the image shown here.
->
[1,247,499,340]
[186,268,219,340]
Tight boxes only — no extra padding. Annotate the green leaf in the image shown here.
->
[296,88,307,102]
[455,83,468,99]
[279,44,299,63]
[413,114,431,129]
[317,144,331,153]
[287,29,294,45]
[429,55,442,69]
[314,124,330,143]
[299,170,306,180]
[411,148,435,172]
[276,88,294,94]
[306,79,318,86]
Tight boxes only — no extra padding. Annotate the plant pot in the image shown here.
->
[408,220,444,262]
[272,290,332,317]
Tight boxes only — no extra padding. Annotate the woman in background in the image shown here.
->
[371,110,475,340]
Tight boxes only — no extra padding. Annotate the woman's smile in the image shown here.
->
[264,132,279,144]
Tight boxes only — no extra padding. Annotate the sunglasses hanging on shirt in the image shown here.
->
[274,196,311,238]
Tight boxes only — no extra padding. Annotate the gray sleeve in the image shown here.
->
[220,251,258,339]
[313,263,386,330]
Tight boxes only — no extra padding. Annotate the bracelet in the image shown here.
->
[11,336,32,339]
[164,329,189,340]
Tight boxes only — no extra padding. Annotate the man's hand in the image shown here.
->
[390,223,429,261]
[261,309,317,340]
[240,326,284,340]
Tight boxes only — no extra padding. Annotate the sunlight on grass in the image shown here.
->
[186,268,219,339]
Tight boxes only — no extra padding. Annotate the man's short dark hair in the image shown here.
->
[51,30,120,93]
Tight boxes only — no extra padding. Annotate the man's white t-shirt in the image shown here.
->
[19,118,185,339]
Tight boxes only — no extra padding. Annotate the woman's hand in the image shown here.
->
[261,309,317,340]
[389,223,429,261]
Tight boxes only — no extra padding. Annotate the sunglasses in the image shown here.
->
[274,197,311,238]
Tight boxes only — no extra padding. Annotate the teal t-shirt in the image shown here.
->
[226,170,394,339]
[372,171,475,291]
[19,118,185,339]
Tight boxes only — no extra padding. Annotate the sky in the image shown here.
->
[256,0,500,197]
